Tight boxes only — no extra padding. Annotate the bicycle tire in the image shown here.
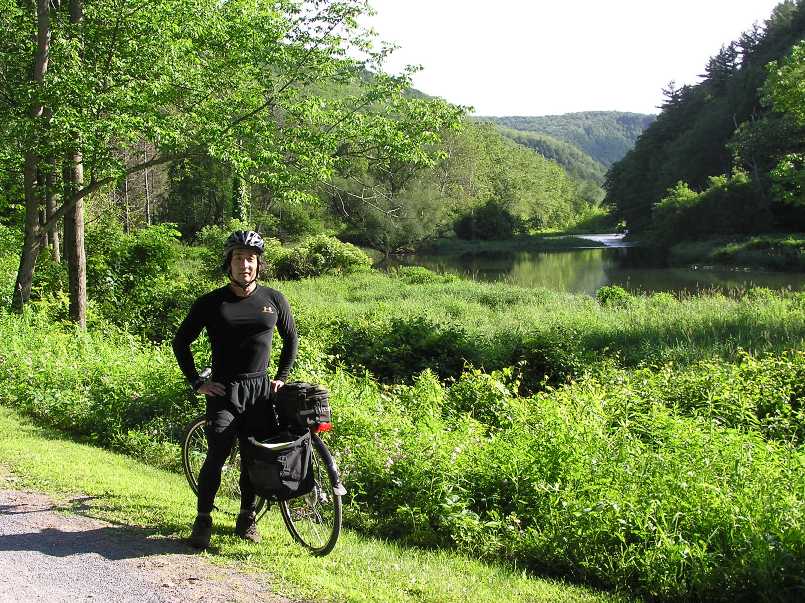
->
[181,415,266,515]
[279,433,343,556]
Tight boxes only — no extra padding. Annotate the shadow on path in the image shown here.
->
[0,490,193,560]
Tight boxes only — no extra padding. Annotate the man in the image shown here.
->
[172,230,298,549]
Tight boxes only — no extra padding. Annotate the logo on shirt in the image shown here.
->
[262,305,274,314]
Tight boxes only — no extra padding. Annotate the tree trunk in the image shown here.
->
[12,156,45,311]
[12,0,50,311]
[45,166,61,263]
[144,150,151,225]
[124,175,130,233]
[64,151,86,328]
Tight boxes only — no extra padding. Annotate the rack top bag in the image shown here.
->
[244,430,315,501]
[275,381,331,431]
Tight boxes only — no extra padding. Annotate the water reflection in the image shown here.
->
[386,247,805,296]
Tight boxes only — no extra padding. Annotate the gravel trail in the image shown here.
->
[0,488,293,603]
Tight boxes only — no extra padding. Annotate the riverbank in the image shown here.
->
[669,234,805,272]
[418,235,607,255]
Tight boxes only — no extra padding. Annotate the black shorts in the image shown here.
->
[205,371,275,440]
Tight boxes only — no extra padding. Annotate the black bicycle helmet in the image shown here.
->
[223,230,265,257]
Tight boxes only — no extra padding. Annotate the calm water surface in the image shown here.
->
[385,243,805,296]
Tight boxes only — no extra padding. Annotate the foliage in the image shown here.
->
[771,152,805,206]
[272,235,372,280]
[2,0,476,316]
[331,120,591,252]
[391,266,458,285]
[595,285,633,308]
[651,171,773,243]
[163,156,235,239]
[0,310,803,600]
[764,40,805,125]
[495,127,606,184]
[453,201,520,240]
[2,223,805,600]
[669,233,805,271]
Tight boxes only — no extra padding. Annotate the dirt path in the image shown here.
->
[0,487,294,603]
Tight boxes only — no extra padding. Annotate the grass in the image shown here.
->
[0,405,623,603]
[4,235,805,600]
[1,308,803,600]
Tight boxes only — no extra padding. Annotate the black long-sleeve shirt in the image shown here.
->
[172,285,298,384]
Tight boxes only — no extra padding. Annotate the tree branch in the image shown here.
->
[41,151,189,231]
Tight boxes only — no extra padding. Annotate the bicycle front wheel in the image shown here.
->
[181,415,265,515]
[279,433,343,556]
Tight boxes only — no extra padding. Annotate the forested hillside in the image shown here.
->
[605,0,805,236]
[479,111,655,168]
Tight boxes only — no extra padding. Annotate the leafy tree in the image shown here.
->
[0,0,462,322]
[764,41,805,124]
[763,41,805,207]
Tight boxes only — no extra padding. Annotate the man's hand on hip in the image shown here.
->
[198,381,226,397]
[270,380,284,394]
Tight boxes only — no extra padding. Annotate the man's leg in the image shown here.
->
[190,407,237,549]
[234,383,275,543]
[197,408,238,513]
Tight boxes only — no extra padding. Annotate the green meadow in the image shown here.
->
[1,231,803,600]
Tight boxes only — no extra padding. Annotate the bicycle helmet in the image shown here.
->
[223,230,264,257]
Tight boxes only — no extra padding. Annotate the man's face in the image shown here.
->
[230,248,259,286]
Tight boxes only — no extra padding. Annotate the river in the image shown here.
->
[383,235,805,296]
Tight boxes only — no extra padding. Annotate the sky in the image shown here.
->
[363,0,785,116]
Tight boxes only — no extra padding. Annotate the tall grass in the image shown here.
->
[282,272,805,387]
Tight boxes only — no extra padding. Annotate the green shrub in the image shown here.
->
[652,172,773,243]
[0,307,803,600]
[328,314,478,383]
[514,325,592,390]
[454,202,521,240]
[595,285,633,308]
[445,367,520,429]
[273,235,371,280]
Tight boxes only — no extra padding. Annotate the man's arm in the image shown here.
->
[172,299,206,387]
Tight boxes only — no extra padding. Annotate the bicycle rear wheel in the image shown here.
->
[279,433,343,556]
[181,416,265,515]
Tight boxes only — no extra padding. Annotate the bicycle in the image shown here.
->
[181,375,345,556]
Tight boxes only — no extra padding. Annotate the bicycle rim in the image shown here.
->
[279,434,342,556]
[181,416,265,516]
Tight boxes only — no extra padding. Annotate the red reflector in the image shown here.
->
[314,422,333,433]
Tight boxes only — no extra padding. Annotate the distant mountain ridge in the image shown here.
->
[477,111,656,168]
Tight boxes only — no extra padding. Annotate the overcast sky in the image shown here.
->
[363,0,785,116]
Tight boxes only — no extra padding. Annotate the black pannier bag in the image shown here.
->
[244,430,315,501]
[275,381,331,430]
